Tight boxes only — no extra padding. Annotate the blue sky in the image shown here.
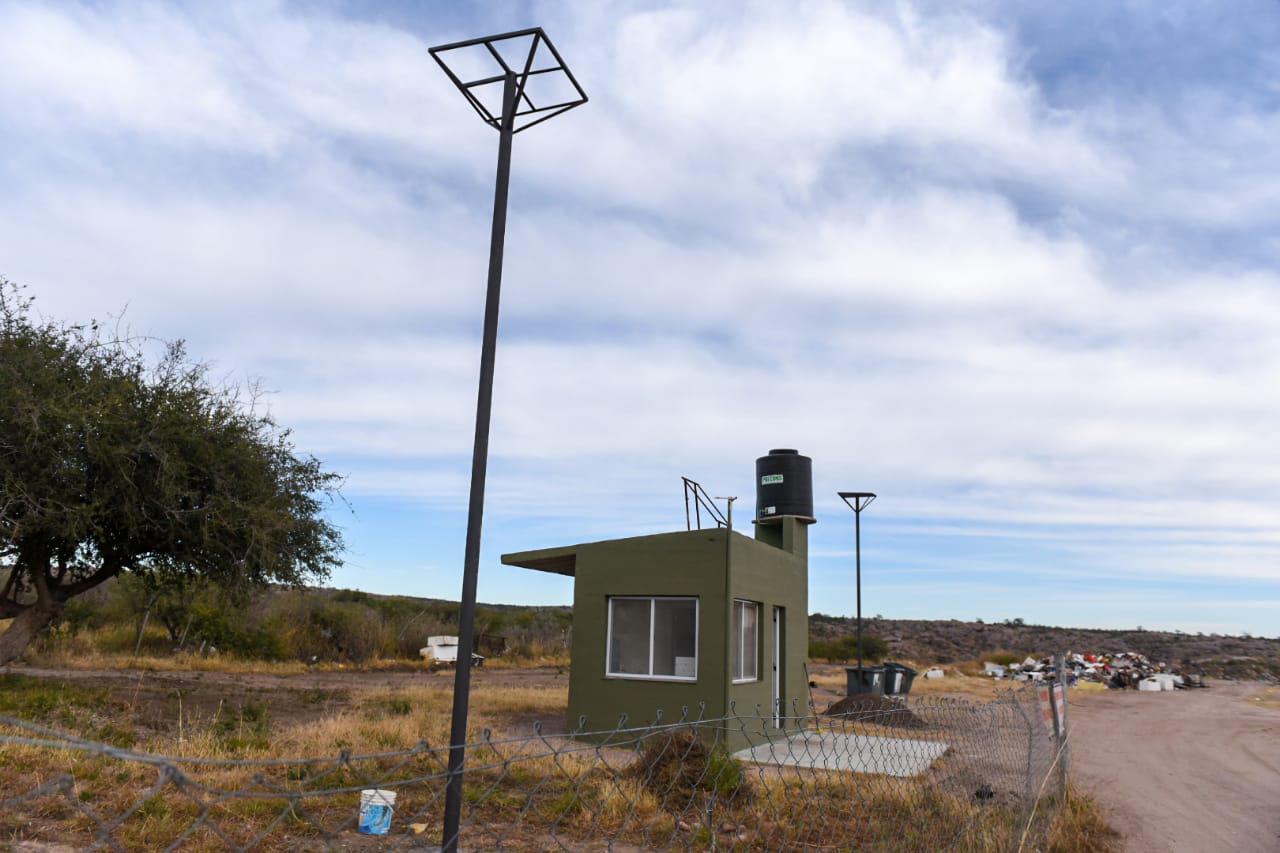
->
[3,1,1278,636]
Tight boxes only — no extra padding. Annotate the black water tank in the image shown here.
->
[755,449,814,523]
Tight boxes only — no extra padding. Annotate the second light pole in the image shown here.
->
[838,491,877,680]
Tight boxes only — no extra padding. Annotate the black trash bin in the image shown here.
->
[882,662,918,695]
[845,665,885,695]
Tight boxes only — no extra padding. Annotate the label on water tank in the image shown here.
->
[761,474,784,485]
[762,506,776,515]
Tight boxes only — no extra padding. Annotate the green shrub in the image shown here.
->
[214,702,271,752]
[986,651,1025,666]
[809,634,889,663]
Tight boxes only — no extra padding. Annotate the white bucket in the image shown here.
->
[358,789,396,835]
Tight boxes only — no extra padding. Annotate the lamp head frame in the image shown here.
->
[838,491,877,513]
[429,27,588,133]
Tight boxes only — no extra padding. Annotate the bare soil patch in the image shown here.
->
[822,694,924,728]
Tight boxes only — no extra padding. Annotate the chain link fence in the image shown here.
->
[0,682,1067,850]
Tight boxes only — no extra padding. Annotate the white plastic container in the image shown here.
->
[1138,677,1162,692]
[358,789,396,835]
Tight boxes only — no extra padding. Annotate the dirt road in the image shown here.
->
[1069,681,1280,853]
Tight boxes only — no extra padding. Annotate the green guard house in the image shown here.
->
[502,449,815,747]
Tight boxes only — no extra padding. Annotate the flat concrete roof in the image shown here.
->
[502,527,766,577]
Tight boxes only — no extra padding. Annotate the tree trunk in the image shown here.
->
[0,601,62,666]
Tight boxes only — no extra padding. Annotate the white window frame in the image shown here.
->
[732,599,760,684]
[605,596,699,682]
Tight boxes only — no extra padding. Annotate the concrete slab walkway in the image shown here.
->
[733,730,949,777]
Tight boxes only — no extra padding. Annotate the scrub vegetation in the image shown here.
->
[807,632,890,663]
[14,576,573,669]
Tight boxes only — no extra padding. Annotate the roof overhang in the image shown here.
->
[501,544,579,576]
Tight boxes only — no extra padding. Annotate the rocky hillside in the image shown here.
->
[810,614,1280,680]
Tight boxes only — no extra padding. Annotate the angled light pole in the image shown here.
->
[428,28,586,852]
[838,491,877,680]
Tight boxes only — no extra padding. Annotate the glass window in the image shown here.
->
[608,598,650,676]
[653,598,698,678]
[732,600,759,682]
[607,597,698,680]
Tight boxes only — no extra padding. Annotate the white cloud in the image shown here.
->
[3,0,1280,623]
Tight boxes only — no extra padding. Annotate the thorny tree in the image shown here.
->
[0,280,343,664]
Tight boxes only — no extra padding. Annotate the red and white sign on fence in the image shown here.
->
[1037,682,1066,734]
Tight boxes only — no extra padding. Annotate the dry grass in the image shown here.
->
[31,647,325,674]
[0,671,572,849]
[481,653,570,670]
[27,645,569,675]
[1043,785,1123,852]
[0,664,1117,850]
[908,667,1009,699]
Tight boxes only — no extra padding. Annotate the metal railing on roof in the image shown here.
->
[682,477,728,531]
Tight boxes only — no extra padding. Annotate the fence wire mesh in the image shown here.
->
[0,683,1066,851]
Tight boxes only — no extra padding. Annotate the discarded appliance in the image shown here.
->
[419,636,485,669]
[982,662,1006,678]
[922,667,944,680]
[420,636,460,662]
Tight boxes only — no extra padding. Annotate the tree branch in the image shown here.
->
[55,559,126,601]
[31,556,53,607]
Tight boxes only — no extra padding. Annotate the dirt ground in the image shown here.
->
[1068,681,1280,853]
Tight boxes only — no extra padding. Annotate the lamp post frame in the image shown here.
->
[427,29,586,852]
[838,492,877,674]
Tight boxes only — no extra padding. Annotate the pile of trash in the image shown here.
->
[982,652,1208,691]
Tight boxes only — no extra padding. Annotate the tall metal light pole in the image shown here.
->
[838,492,877,676]
[428,28,586,852]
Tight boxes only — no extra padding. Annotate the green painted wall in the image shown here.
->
[568,529,729,732]
[565,522,809,750]
[728,521,809,738]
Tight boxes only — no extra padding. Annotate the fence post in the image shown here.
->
[1011,687,1036,804]
[1049,651,1068,795]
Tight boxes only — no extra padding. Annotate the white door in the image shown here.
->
[772,607,783,727]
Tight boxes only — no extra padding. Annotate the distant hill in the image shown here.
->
[810,613,1280,680]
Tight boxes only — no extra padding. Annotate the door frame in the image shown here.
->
[772,606,783,727]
